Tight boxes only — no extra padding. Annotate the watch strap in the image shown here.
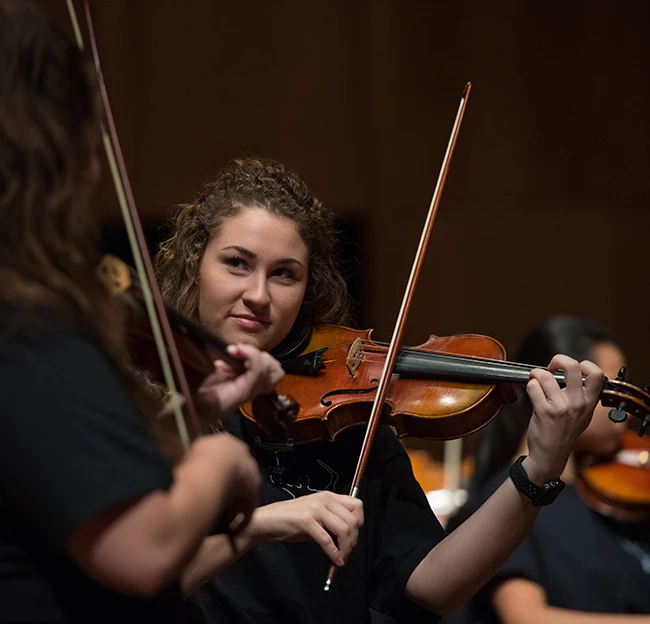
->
[509,455,565,507]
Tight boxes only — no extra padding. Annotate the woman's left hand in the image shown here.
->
[524,354,603,483]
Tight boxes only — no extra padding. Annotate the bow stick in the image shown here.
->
[65,0,199,449]
[324,83,472,591]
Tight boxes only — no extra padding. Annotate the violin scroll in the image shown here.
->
[602,375,650,437]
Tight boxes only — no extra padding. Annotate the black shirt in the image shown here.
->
[189,414,446,624]
[0,307,182,622]
[471,465,650,622]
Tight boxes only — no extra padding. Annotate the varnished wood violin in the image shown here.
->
[242,324,650,446]
[575,429,650,522]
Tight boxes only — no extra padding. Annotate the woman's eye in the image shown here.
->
[223,256,248,271]
[273,267,296,281]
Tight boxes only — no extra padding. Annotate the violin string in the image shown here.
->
[357,340,626,389]
[360,340,621,388]
[321,339,527,369]
[321,345,540,380]
[361,342,542,374]
[360,351,620,393]
[321,340,624,394]
[361,340,540,369]
[316,341,629,395]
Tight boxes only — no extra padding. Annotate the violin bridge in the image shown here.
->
[346,338,364,377]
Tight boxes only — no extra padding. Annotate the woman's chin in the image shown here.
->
[228,329,273,351]
[206,319,279,352]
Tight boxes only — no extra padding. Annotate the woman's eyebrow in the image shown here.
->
[221,245,305,268]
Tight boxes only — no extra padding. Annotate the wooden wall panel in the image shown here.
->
[44,1,650,390]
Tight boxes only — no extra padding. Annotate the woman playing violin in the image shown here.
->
[0,2,282,621]
[156,157,604,623]
[448,316,650,624]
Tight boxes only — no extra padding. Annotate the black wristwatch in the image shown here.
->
[509,455,565,507]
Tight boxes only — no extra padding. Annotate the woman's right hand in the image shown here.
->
[196,343,285,421]
[189,434,261,532]
[245,491,364,567]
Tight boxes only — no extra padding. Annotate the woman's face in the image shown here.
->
[574,341,627,457]
[198,206,309,352]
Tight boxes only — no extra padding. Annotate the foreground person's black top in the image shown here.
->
[0,306,183,622]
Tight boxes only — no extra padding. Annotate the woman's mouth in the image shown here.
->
[230,314,269,331]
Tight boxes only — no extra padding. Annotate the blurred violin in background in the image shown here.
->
[576,429,650,522]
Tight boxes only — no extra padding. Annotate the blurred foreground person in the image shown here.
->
[0,2,282,621]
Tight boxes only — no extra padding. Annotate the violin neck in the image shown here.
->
[395,349,565,387]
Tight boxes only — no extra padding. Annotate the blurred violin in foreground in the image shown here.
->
[68,0,296,459]
[97,254,298,455]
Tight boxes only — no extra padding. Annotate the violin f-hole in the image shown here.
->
[320,379,380,407]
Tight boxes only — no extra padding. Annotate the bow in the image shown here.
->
[324,83,472,590]
[65,0,200,450]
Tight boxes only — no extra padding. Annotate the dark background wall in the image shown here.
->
[46,1,650,422]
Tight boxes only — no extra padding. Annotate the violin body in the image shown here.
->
[575,430,650,522]
[241,325,517,445]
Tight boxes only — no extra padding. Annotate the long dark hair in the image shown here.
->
[0,0,99,309]
[0,0,155,418]
[449,316,614,529]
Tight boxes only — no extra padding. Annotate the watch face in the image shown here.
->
[533,481,566,506]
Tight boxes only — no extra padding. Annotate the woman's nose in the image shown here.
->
[243,274,271,307]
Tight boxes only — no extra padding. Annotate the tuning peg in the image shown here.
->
[609,404,628,424]
[616,367,627,382]
[639,416,650,437]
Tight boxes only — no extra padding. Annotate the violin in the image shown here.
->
[241,324,650,446]
[575,429,650,522]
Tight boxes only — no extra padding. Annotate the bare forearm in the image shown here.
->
[405,356,603,615]
[181,528,256,597]
[406,477,539,614]
[81,453,237,595]
[500,605,650,624]
[150,453,240,570]
[493,579,650,624]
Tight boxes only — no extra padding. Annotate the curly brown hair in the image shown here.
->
[156,157,350,330]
